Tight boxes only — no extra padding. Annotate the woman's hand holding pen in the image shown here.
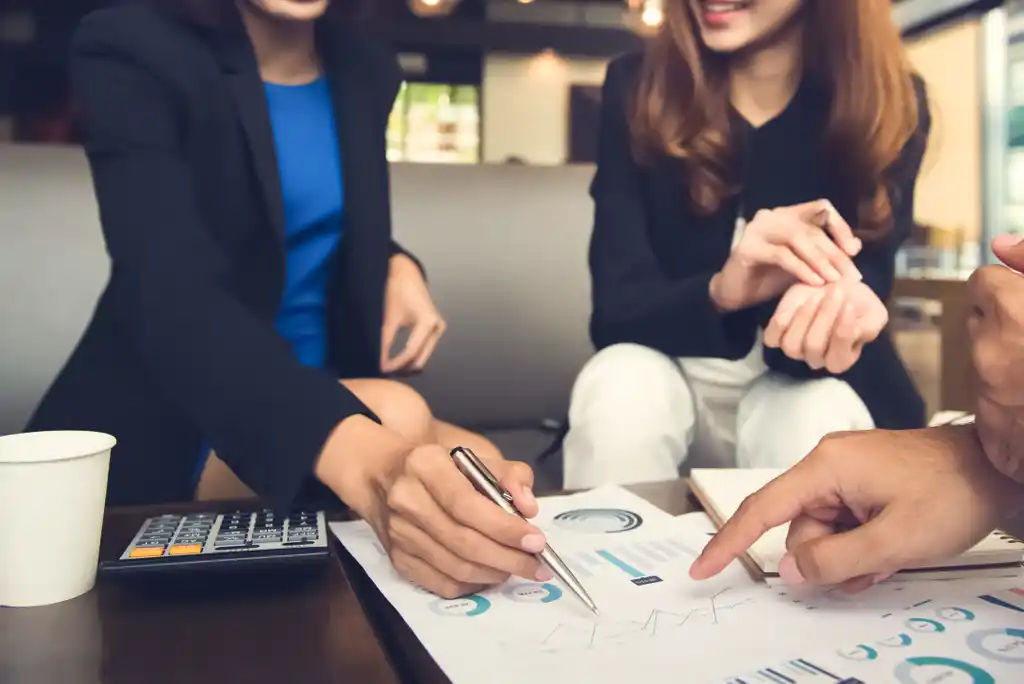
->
[764,280,887,373]
[709,200,863,312]
[338,435,551,599]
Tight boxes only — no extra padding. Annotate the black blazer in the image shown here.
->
[28,3,409,507]
[589,54,932,431]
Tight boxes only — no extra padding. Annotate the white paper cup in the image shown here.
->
[0,431,115,608]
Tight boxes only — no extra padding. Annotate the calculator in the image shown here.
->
[101,509,330,577]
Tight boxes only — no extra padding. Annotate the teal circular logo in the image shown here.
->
[552,509,643,534]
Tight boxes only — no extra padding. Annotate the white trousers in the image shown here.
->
[563,343,875,490]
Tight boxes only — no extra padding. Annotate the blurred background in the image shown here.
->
[0,0,1019,433]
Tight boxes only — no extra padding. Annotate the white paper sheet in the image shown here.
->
[721,582,1024,683]
[330,486,1022,684]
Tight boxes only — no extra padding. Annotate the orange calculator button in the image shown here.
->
[129,547,165,559]
[169,544,203,556]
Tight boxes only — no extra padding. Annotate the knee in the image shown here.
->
[347,379,435,446]
[572,344,685,401]
[569,344,693,425]
[782,378,870,423]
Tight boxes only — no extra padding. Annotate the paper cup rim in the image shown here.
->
[0,431,117,465]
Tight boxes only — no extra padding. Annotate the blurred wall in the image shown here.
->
[905,18,984,244]
[482,51,608,164]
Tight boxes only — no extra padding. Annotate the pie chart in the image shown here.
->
[906,617,945,633]
[937,607,976,621]
[502,583,563,604]
[878,633,913,648]
[966,627,1024,664]
[837,644,878,661]
[893,656,994,684]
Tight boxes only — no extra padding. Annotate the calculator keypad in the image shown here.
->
[120,510,326,560]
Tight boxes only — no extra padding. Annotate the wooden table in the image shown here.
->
[0,481,696,684]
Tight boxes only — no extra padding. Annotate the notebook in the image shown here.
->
[689,468,1024,584]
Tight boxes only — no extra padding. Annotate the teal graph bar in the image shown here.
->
[596,549,644,578]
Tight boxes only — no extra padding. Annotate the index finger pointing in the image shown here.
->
[688,464,822,580]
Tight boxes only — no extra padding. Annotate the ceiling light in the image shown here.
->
[624,0,664,35]
[408,0,462,18]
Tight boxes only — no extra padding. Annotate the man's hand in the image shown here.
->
[689,427,1021,591]
[764,279,887,373]
[969,235,1024,483]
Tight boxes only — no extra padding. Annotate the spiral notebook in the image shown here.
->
[689,468,1024,584]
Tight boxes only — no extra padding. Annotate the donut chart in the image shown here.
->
[502,583,563,604]
[429,594,491,617]
[552,509,644,534]
[937,607,976,622]
[966,628,1024,664]
[837,644,878,661]
[878,633,913,648]
[893,656,994,684]
[906,617,946,633]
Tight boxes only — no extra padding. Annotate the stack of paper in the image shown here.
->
[330,486,1024,683]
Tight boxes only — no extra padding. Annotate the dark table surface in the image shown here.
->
[0,480,696,684]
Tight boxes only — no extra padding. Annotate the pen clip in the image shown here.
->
[450,446,520,515]
[454,446,502,489]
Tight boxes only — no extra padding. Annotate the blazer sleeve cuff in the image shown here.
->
[231,386,382,511]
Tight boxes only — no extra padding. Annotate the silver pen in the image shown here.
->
[449,446,600,616]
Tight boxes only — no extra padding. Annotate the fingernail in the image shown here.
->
[535,566,554,582]
[825,265,842,282]
[521,533,547,553]
[779,554,805,585]
[522,487,537,508]
[850,266,863,281]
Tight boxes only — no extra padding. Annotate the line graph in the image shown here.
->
[502,588,756,654]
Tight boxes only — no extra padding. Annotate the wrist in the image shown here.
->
[709,272,734,312]
[314,415,409,515]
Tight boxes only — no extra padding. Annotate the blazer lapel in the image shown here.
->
[216,34,286,242]
[319,27,380,255]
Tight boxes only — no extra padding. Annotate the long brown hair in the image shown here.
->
[631,0,921,237]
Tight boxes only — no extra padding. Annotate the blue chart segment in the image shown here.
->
[979,588,1024,613]
[966,627,1024,664]
[563,537,702,581]
[596,549,644,578]
[429,595,491,617]
[894,656,994,684]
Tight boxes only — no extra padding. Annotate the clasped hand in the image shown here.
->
[764,279,887,374]
[708,198,885,373]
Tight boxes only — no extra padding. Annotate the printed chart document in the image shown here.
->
[722,582,1024,683]
[331,486,1018,683]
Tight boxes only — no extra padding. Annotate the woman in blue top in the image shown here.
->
[29,0,550,600]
